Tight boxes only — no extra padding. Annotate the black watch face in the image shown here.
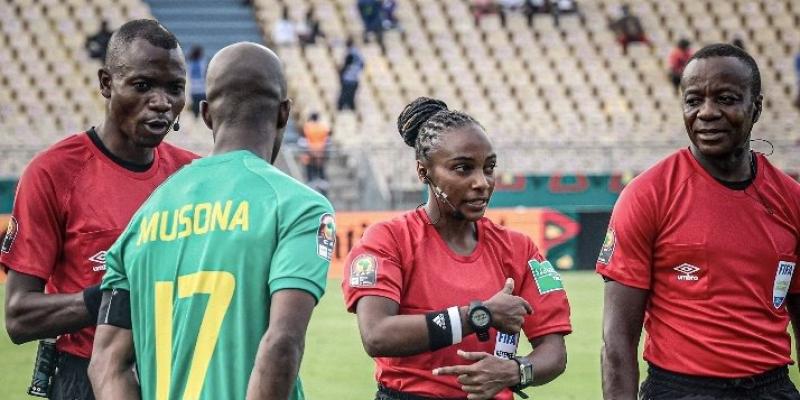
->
[472,309,490,328]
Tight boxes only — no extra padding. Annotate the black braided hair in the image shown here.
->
[396,97,484,161]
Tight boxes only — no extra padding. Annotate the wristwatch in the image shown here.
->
[467,300,492,341]
[512,356,534,395]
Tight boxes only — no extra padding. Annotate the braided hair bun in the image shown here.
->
[396,97,448,148]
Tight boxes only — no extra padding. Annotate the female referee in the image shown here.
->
[342,97,572,400]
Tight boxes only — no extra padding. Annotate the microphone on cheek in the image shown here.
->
[432,184,466,220]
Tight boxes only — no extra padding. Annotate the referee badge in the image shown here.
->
[350,254,377,287]
[772,260,796,308]
[1,216,18,253]
[597,227,615,265]
[529,260,564,294]
[316,213,336,261]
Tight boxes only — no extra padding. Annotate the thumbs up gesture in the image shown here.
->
[484,278,533,334]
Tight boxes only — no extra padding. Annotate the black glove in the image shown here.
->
[82,284,103,323]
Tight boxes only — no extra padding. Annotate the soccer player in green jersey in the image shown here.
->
[88,42,335,400]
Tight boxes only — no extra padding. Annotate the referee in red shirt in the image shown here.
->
[1,20,196,400]
[343,97,571,400]
[599,43,800,399]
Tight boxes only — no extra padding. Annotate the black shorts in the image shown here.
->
[640,363,800,400]
[50,352,95,400]
[375,384,463,400]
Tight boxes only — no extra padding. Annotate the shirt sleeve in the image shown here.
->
[0,160,64,280]
[341,222,404,313]
[788,184,800,294]
[100,229,130,292]
[269,194,334,303]
[516,238,572,341]
[595,179,659,290]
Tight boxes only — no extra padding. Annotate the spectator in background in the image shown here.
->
[85,20,113,62]
[337,38,364,111]
[523,0,547,26]
[667,38,692,93]
[298,7,325,47]
[188,45,207,117]
[302,112,331,194]
[551,0,581,27]
[382,0,400,31]
[471,0,505,27]
[272,6,296,46]
[523,0,580,28]
[610,4,652,55]
[358,0,384,50]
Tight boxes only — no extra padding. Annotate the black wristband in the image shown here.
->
[82,284,102,322]
[97,289,132,329]
[425,310,452,351]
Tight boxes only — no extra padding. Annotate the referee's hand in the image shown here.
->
[484,278,532,334]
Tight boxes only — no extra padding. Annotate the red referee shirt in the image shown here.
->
[0,131,197,358]
[343,209,572,399]
[597,149,800,377]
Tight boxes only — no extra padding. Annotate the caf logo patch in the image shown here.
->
[316,213,336,261]
[350,254,378,287]
[1,216,18,253]
[597,227,615,265]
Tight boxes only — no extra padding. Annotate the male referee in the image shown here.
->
[599,43,800,399]
[88,42,333,399]
[2,20,196,400]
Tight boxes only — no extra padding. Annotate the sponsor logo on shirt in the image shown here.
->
[1,216,17,253]
[529,259,564,294]
[317,213,336,261]
[88,251,107,272]
[597,227,615,265]
[349,253,377,287]
[674,263,700,281]
[773,260,796,308]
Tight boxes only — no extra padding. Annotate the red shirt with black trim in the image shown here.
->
[0,132,197,358]
[342,209,572,399]
[596,148,800,378]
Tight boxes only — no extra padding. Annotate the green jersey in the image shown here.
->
[102,151,334,400]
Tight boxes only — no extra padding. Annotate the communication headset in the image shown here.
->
[171,115,181,132]
[422,173,466,220]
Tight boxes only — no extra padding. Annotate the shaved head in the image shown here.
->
[202,42,290,162]
[105,19,180,74]
[205,42,287,125]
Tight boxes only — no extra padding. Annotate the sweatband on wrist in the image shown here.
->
[83,284,102,322]
[425,310,453,351]
[447,306,462,345]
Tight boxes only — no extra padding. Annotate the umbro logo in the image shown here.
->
[433,313,447,330]
[674,263,700,281]
[89,251,107,272]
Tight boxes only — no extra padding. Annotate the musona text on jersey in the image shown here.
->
[137,200,249,245]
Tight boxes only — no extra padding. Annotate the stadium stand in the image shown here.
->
[0,0,798,205]
[252,0,800,196]
[0,0,216,179]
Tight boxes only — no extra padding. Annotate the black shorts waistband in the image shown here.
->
[377,384,464,400]
[647,363,790,392]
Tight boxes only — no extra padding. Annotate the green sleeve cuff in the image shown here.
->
[270,277,326,303]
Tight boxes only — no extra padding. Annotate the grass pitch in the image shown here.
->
[1,272,798,399]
